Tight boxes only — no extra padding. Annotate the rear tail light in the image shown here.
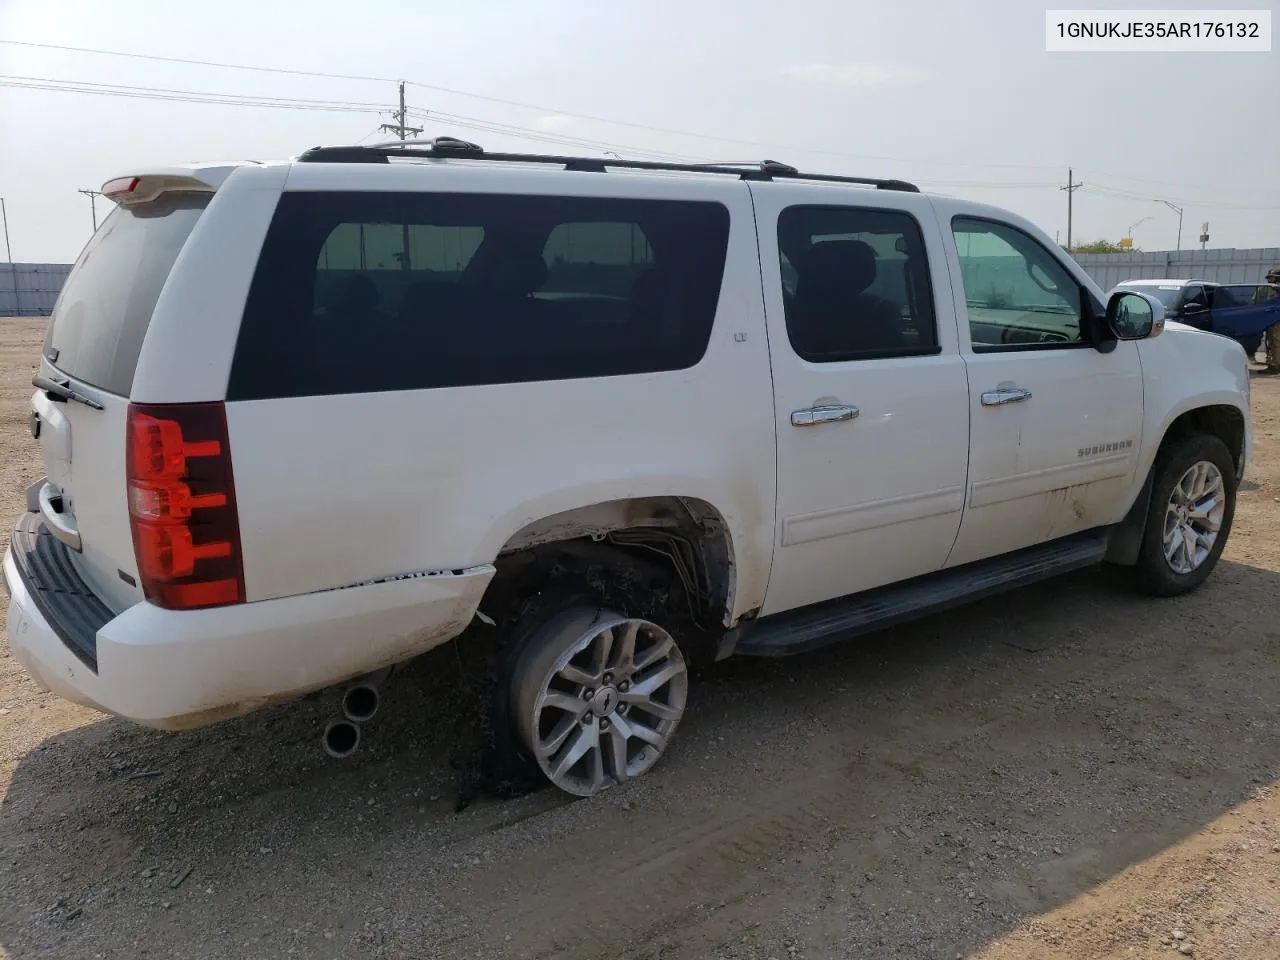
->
[126,402,245,610]
[102,176,139,200]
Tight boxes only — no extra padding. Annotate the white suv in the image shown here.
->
[3,139,1251,797]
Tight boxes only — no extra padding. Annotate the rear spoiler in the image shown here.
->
[101,164,255,206]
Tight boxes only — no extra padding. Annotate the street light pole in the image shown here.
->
[1159,200,1184,252]
[1127,216,1152,242]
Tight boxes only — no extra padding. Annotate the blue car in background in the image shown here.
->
[1111,278,1280,357]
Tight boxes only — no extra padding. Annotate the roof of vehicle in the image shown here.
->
[288,137,925,193]
[1117,278,1218,288]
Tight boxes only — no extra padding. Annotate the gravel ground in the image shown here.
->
[2,314,1280,960]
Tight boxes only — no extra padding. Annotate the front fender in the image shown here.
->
[1123,327,1251,510]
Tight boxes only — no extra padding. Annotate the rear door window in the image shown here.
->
[228,192,731,400]
[43,194,209,396]
[776,205,938,362]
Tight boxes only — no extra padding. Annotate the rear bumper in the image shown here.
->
[4,514,494,729]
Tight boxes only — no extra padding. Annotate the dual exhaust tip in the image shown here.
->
[322,681,381,759]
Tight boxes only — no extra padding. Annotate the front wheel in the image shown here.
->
[1133,434,1237,596]
[509,606,689,797]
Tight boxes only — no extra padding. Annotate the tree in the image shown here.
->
[1066,239,1135,254]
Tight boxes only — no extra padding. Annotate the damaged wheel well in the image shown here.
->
[476,497,736,638]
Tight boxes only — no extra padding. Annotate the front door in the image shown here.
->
[936,207,1145,567]
[750,184,971,617]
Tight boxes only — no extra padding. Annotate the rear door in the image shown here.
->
[32,188,212,610]
[748,182,970,616]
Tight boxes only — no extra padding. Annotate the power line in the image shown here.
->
[0,38,1082,174]
[0,72,706,164]
[13,37,1275,196]
[1080,183,1280,212]
[0,76,382,112]
[0,73,385,108]
[5,46,1278,208]
[402,108,710,162]
[0,39,401,85]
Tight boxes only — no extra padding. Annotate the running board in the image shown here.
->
[721,529,1111,660]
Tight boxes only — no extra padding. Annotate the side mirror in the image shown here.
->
[1182,301,1207,315]
[1105,290,1165,341]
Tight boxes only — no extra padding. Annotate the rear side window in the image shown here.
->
[44,194,209,396]
[776,205,938,362]
[227,192,731,400]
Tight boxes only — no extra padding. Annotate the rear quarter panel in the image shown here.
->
[222,165,778,622]
[131,164,291,404]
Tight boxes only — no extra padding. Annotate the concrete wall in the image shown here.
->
[0,263,73,316]
[1073,248,1280,292]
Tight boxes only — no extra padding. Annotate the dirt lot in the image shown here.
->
[2,314,1279,960]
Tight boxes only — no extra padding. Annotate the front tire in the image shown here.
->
[1133,433,1236,596]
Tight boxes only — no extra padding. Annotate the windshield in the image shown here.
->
[1118,284,1184,309]
[43,193,209,396]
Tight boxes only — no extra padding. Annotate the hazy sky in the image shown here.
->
[1,0,1277,263]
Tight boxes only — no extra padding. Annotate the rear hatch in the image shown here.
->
[32,178,212,612]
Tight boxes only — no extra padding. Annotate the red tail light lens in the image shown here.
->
[126,402,244,610]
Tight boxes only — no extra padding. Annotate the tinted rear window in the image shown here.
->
[44,194,209,396]
[227,191,731,401]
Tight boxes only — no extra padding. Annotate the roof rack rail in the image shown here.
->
[295,137,920,192]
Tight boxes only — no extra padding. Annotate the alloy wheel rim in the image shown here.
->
[514,612,688,797]
[1162,459,1225,575]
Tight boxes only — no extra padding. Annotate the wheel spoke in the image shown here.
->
[604,725,630,783]
[558,663,597,686]
[630,698,682,722]
[1191,462,1208,499]
[1187,496,1219,523]
[615,713,664,747]
[591,627,614,678]
[550,724,598,780]
[627,660,683,699]
[1181,525,1197,569]
[632,635,675,673]
[609,621,639,674]
[585,734,607,794]
[542,691,588,718]
[538,715,580,758]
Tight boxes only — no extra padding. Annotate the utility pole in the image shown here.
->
[379,81,423,141]
[379,81,423,271]
[1060,168,1083,251]
[78,188,102,232]
[2,197,21,317]
[1159,200,1184,252]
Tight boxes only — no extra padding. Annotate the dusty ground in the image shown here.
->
[2,314,1279,960]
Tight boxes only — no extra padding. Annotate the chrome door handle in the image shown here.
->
[980,386,1032,407]
[791,404,859,427]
